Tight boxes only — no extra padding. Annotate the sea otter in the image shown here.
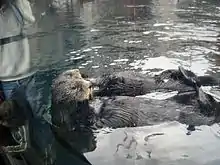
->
[51,67,220,132]
[0,67,217,130]
[89,67,220,97]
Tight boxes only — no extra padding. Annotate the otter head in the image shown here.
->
[52,69,93,104]
[51,69,94,132]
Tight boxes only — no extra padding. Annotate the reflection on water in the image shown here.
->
[26,0,220,164]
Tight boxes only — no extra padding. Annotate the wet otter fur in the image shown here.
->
[51,69,94,131]
[51,69,96,165]
[51,68,220,132]
[1,67,219,132]
[91,68,220,97]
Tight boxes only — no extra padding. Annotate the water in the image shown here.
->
[29,0,220,76]
[86,122,220,165]
[27,0,220,164]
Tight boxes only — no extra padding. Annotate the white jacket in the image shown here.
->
[0,0,36,81]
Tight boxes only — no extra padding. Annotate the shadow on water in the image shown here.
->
[17,0,220,165]
[51,127,97,165]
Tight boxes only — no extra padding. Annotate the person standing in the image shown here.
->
[0,0,36,99]
[0,1,50,164]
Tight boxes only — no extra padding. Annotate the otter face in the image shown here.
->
[52,69,93,104]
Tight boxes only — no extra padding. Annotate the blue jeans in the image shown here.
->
[1,77,28,100]
[1,75,45,118]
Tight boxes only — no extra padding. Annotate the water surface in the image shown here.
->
[30,0,220,76]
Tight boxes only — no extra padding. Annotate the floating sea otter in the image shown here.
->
[0,68,218,128]
[51,67,220,132]
[1,67,218,129]
[0,67,219,133]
